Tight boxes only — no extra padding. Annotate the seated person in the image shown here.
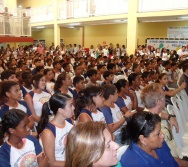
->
[65,121,120,167]
[120,112,188,167]
[101,71,114,86]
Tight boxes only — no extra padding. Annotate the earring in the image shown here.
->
[142,143,146,147]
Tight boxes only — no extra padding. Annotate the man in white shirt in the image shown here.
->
[177,46,188,60]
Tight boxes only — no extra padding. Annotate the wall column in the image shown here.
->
[127,0,138,55]
[53,0,60,46]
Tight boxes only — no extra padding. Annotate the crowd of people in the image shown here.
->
[0,42,188,166]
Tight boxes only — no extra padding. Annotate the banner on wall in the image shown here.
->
[146,38,188,51]
[167,26,188,38]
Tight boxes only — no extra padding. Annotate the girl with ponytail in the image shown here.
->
[37,93,74,167]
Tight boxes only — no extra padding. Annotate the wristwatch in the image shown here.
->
[168,114,176,121]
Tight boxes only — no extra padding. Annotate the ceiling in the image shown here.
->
[31,15,188,30]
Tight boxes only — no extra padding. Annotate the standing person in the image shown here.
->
[0,7,13,34]
[22,12,31,36]
[0,109,49,167]
[37,93,74,166]
[65,122,120,167]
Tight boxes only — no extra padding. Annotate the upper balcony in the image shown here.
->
[58,0,128,20]
[0,15,31,36]
[138,0,188,12]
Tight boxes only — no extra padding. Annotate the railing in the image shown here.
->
[28,5,54,23]
[139,0,188,12]
[0,15,31,36]
[58,0,128,20]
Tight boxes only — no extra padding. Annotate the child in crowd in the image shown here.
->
[72,76,85,99]
[44,69,55,95]
[75,86,105,122]
[24,74,51,123]
[0,109,49,167]
[37,93,74,166]
[101,71,114,86]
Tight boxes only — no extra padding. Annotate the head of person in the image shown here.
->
[128,73,140,87]
[37,93,74,137]
[75,86,103,119]
[115,79,129,94]
[0,81,21,102]
[182,63,188,75]
[73,76,85,91]
[34,58,41,67]
[107,63,116,74]
[103,84,118,102]
[63,63,70,72]
[141,83,165,112]
[0,109,29,140]
[53,61,61,70]
[1,70,18,82]
[65,122,119,167]
[103,71,114,82]
[182,46,186,52]
[121,112,164,151]
[54,72,72,91]
[32,74,46,90]
[46,58,52,66]
[22,72,32,86]
[44,69,54,81]
[36,66,44,75]
[142,71,150,83]
[164,61,171,70]
[132,63,141,74]
[73,65,82,76]
[87,69,98,82]
[157,73,168,86]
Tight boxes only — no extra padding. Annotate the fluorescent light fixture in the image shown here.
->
[36,26,45,29]
[67,26,75,28]
[68,23,81,26]
[179,16,188,19]
[114,19,127,23]
[18,5,22,8]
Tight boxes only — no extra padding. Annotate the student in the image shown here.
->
[44,69,55,95]
[128,73,144,112]
[24,74,51,123]
[1,69,28,99]
[62,62,74,77]
[85,69,99,87]
[107,63,118,83]
[21,72,33,93]
[31,58,41,75]
[115,79,137,112]
[37,93,74,166]
[72,76,85,99]
[0,81,34,129]
[0,109,49,167]
[157,73,186,106]
[101,71,114,86]
[53,61,61,81]
[65,122,120,167]
[75,86,105,122]
[1,69,18,82]
[100,84,134,145]
[140,71,150,89]
[54,72,73,97]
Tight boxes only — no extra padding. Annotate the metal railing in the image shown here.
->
[139,0,188,12]
[0,15,31,36]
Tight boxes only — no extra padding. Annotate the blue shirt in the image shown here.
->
[120,141,178,167]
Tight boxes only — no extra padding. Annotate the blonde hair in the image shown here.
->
[141,83,165,108]
[65,122,106,167]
